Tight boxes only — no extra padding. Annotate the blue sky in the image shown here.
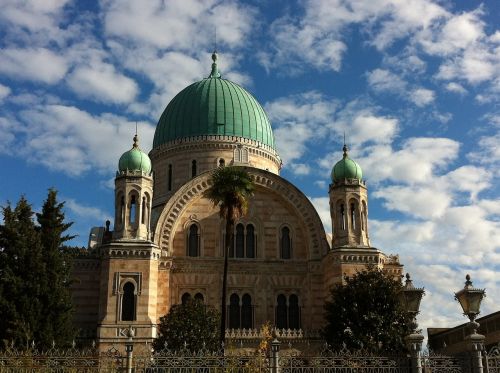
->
[0,0,499,333]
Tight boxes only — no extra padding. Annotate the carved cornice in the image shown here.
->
[149,135,280,164]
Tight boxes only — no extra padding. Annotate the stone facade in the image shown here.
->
[71,134,403,351]
[70,58,403,350]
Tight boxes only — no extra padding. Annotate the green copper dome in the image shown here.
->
[118,135,152,174]
[331,145,363,182]
[153,53,275,149]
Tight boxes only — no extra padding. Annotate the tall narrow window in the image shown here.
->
[289,295,300,329]
[362,201,367,231]
[246,224,255,258]
[194,293,204,303]
[235,224,245,258]
[340,204,345,230]
[181,292,191,305]
[141,196,146,224]
[219,159,225,167]
[191,160,197,178]
[280,227,291,259]
[130,196,136,224]
[119,196,125,225]
[350,203,356,230]
[229,294,240,329]
[121,282,136,321]
[168,164,172,191]
[241,294,253,329]
[188,224,200,257]
[276,294,287,329]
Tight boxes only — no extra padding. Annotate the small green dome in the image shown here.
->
[118,135,152,174]
[153,53,275,149]
[331,145,363,182]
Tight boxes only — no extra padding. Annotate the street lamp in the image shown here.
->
[455,274,486,331]
[400,273,425,327]
[400,273,425,373]
[455,274,486,373]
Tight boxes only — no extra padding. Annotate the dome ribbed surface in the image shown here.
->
[153,77,275,149]
[331,157,363,182]
[118,147,152,174]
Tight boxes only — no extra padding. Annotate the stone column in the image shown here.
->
[466,323,485,373]
[270,338,281,373]
[405,333,424,373]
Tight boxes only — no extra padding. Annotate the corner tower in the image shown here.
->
[114,134,153,240]
[329,144,370,247]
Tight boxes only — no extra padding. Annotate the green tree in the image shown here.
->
[0,190,76,349]
[36,189,76,347]
[322,267,414,352]
[203,166,254,344]
[0,197,46,348]
[153,299,220,352]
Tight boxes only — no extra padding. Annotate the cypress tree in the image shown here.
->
[0,191,76,349]
[0,197,45,348]
[36,189,76,347]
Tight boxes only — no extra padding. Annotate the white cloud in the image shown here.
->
[367,69,407,93]
[16,104,155,176]
[358,137,460,184]
[102,0,256,51]
[0,84,11,101]
[67,63,138,104]
[418,9,485,56]
[410,88,436,107]
[0,48,68,84]
[291,163,311,176]
[309,196,331,234]
[445,82,467,95]
[65,198,112,221]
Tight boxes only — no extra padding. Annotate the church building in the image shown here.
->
[71,53,403,350]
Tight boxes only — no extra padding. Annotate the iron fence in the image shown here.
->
[1,342,500,373]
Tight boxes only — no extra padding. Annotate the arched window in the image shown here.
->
[241,294,253,329]
[121,282,136,321]
[280,227,291,259]
[362,201,367,231]
[276,294,287,329]
[187,224,200,257]
[229,294,240,329]
[340,204,345,230]
[191,160,197,178]
[219,158,225,167]
[289,295,300,329]
[119,195,125,225]
[168,164,172,191]
[246,224,255,258]
[350,203,356,230]
[235,224,245,258]
[130,195,136,224]
[275,294,301,330]
[181,292,191,305]
[194,293,204,303]
[141,196,146,224]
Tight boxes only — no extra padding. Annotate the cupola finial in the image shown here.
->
[343,132,348,158]
[133,122,139,148]
[209,48,221,78]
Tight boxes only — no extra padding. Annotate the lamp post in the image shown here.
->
[400,273,425,373]
[270,338,281,373]
[455,274,486,373]
[125,326,135,373]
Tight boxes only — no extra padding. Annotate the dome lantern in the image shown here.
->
[118,134,152,174]
[331,144,363,182]
[153,54,275,150]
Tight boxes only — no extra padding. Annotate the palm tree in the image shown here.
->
[203,166,254,345]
